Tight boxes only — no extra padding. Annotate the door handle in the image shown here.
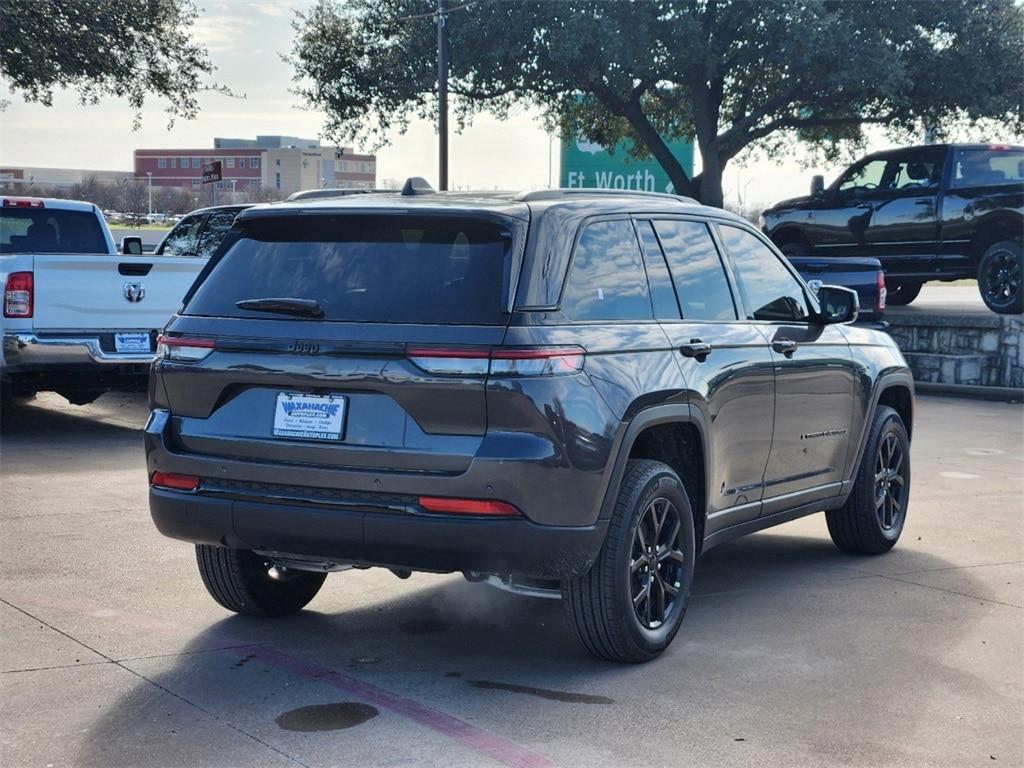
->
[680,340,713,360]
[772,338,798,357]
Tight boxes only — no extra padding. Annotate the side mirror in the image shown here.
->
[121,236,143,255]
[810,175,825,198]
[814,285,859,324]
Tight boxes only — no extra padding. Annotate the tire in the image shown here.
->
[886,280,923,306]
[195,545,326,616]
[778,240,811,258]
[977,240,1023,315]
[826,405,910,555]
[562,459,696,663]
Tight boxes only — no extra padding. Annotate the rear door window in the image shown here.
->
[195,210,239,259]
[0,208,107,254]
[560,219,652,321]
[953,148,1024,187]
[651,219,737,321]
[184,215,514,325]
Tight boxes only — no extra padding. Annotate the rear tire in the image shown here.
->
[826,405,910,555]
[195,545,326,616]
[977,240,1023,315]
[562,460,696,663]
[886,280,923,306]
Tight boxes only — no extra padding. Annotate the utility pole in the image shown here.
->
[146,172,153,215]
[437,0,449,191]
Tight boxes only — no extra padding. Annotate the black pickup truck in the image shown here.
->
[762,144,1023,314]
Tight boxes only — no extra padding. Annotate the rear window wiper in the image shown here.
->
[235,297,325,318]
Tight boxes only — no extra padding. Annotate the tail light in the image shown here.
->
[418,496,521,517]
[2,198,44,208]
[877,272,887,312]
[4,272,33,318]
[150,471,200,492]
[407,345,585,377]
[156,335,215,362]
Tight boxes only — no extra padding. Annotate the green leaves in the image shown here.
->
[290,0,1024,205]
[0,0,217,128]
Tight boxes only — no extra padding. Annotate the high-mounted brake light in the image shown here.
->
[156,334,215,363]
[2,198,44,208]
[877,272,887,312]
[4,271,33,318]
[150,471,200,492]
[406,345,585,377]
[418,496,521,517]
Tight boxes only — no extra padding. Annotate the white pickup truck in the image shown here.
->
[1,197,206,406]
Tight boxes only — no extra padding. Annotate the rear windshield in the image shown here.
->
[0,208,108,254]
[183,215,514,325]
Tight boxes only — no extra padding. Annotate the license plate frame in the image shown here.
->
[272,392,347,441]
[114,332,151,354]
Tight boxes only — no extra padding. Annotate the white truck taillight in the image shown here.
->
[3,271,33,318]
[156,335,215,362]
[407,346,586,377]
[877,271,887,312]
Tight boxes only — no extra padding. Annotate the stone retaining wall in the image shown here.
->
[885,309,1023,389]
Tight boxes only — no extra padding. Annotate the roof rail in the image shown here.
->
[401,176,435,196]
[513,188,698,204]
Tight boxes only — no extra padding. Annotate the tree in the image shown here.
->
[0,0,216,127]
[291,0,1024,207]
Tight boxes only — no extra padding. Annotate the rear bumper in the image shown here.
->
[2,332,155,371]
[150,488,607,579]
[145,407,611,579]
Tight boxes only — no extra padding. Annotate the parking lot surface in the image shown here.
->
[1,392,1021,768]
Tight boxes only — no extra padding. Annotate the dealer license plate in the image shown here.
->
[114,332,151,353]
[272,392,347,441]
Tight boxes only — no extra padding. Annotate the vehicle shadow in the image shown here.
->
[0,392,145,439]
[73,533,988,766]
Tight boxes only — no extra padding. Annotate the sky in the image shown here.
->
[0,0,907,209]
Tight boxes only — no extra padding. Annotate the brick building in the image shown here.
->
[133,135,376,195]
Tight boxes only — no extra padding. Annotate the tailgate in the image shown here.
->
[32,255,202,331]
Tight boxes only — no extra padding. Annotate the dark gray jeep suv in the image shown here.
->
[146,185,914,662]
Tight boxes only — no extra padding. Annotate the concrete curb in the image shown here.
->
[914,380,1024,403]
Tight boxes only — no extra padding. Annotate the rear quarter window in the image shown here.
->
[560,219,652,322]
[183,214,514,325]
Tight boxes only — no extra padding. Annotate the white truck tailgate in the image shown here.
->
[32,255,202,331]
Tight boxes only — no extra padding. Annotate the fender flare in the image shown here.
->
[596,402,710,522]
[844,369,915,487]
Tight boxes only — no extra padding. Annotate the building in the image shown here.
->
[0,166,133,192]
[133,135,376,195]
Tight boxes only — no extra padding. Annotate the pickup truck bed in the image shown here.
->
[787,255,886,325]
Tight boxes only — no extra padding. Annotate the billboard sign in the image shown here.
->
[560,136,694,194]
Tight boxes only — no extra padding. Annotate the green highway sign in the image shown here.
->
[560,136,694,193]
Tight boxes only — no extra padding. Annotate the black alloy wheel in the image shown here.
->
[874,431,907,532]
[978,241,1023,314]
[630,497,687,629]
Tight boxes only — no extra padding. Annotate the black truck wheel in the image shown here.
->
[978,240,1023,315]
[195,545,326,616]
[886,280,923,306]
[826,405,910,555]
[562,460,696,663]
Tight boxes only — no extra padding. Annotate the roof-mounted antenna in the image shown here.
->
[401,177,436,196]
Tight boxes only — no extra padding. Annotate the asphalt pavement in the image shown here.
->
[1,392,1021,768]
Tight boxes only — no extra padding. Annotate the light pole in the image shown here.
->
[146,172,153,216]
[437,0,449,190]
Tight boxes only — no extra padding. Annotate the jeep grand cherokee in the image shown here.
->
[146,184,914,662]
